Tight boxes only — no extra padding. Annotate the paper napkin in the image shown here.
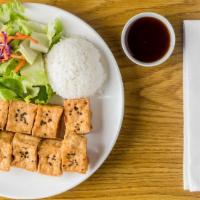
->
[183,20,200,191]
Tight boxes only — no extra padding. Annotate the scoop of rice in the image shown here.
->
[46,38,106,99]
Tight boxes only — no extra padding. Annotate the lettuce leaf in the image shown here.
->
[32,85,53,104]
[23,81,40,103]
[0,85,17,100]
[0,57,53,104]
[0,0,31,36]
[9,40,21,52]
[0,77,24,97]
[28,21,47,34]
[47,18,63,48]
[2,17,31,36]
[21,53,48,85]
[0,58,18,75]
[0,0,25,23]
[0,70,24,100]
[19,54,53,103]
[0,71,53,103]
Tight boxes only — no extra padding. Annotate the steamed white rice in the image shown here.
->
[46,37,106,99]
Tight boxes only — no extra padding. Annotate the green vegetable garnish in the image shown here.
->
[0,0,64,104]
[47,18,63,48]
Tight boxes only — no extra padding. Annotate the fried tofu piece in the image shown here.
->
[61,132,88,173]
[0,100,9,130]
[64,98,92,134]
[0,131,14,171]
[6,101,37,134]
[38,139,62,176]
[12,133,41,172]
[32,105,63,139]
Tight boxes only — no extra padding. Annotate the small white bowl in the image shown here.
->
[121,12,176,67]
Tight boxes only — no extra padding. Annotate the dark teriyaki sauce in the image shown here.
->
[125,17,170,62]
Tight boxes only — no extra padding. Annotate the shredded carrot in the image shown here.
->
[8,32,38,44]
[0,31,37,72]
[0,35,4,44]
[1,59,7,63]
[3,50,9,61]
[7,36,15,43]
[10,54,24,59]
[15,59,26,73]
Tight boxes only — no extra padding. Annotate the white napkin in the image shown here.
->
[183,20,200,191]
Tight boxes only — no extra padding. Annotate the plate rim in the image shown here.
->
[0,3,125,199]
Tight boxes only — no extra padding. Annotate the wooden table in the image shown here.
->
[1,0,200,199]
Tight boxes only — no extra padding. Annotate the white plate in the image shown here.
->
[0,3,124,199]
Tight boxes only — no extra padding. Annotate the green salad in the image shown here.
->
[0,0,63,104]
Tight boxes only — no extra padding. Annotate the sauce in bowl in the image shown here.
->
[125,17,170,63]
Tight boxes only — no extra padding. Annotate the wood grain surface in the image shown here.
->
[0,0,199,199]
